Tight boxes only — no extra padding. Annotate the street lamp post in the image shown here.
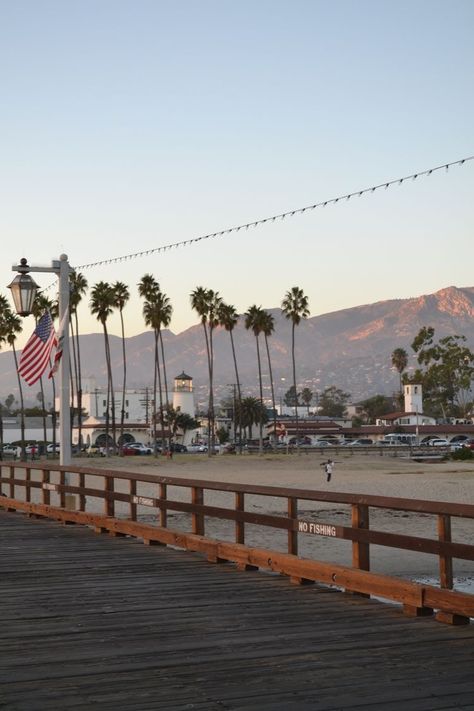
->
[8,255,72,467]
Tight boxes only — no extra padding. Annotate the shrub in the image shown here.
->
[451,448,474,461]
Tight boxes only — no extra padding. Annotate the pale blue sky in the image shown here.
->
[1,0,473,347]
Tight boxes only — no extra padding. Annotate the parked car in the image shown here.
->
[461,438,474,450]
[169,443,188,453]
[314,440,334,447]
[122,444,140,456]
[426,438,450,447]
[187,444,208,453]
[126,442,153,455]
[344,438,374,446]
[2,443,21,458]
[46,443,60,454]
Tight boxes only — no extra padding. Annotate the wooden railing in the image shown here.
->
[1,461,473,625]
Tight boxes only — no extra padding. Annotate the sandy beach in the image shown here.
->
[76,450,474,592]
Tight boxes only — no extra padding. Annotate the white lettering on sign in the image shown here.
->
[42,483,57,491]
[297,520,337,537]
[132,495,154,507]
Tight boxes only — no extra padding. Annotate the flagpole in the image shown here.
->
[58,254,71,467]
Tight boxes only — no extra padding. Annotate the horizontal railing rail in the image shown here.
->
[1,461,473,625]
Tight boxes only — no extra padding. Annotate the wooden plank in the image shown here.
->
[2,509,474,711]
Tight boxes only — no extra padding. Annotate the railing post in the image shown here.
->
[235,492,245,544]
[438,514,453,589]
[42,469,50,505]
[288,497,298,556]
[348,503,370,597]
[25,468,31,503]
[192,486,204,535]
[159,483,167,528]
[129,479,137,521]
[105,475,114,517]
[79,472,86,512]
[9,465,15,499]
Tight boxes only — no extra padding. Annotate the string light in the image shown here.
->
[56,155,474,275]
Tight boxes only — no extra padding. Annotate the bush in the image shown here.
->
[451,448,474,461]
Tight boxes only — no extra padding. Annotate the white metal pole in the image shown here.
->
[58,254,71,467]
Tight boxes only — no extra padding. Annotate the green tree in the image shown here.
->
[236,397,268,441]
[408,328,474,418]
[90,281,116,452]
[391,347,408,406]
[69,271,88,447]
[261,310,278,446]
[318,386,350,418]
[358,394,394,423]
[283,385,300,407]
[245,305,265,454]
[281,287,309,451]
[4,309,26,459]
[300,387,313,415]
[218,302,243,451]
[112,281,130,453]
[191,287,222,456]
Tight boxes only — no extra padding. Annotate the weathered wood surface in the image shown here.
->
[1,510,474,711]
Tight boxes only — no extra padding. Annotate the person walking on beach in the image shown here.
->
[320,458,335,482]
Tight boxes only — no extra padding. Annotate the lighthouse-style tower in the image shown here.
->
[404,383,423,414]
[172,372,195,417]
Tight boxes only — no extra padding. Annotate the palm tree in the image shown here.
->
[236,397,268,441]
[69,271,88,448]
[4,309,25,459]
[139,278,172,453]
[281,287,310,451]
[300,387,313,416]
[190,287,222,456]
[90,282,116,452]
[391,348,408,405]
[218,302,243,451]
[112,281,130,451]
[138,275,160,452]
[261,310,277,447]
[158,293,173,412]
[245,305,266,454]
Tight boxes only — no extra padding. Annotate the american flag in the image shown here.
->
[48,307,69,379]
[18,311,56,386]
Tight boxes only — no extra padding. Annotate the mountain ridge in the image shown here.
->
[1,286,473,406]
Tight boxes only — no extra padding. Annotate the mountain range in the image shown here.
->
[2,286,474,408]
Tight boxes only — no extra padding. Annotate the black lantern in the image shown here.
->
[7,259,39,316]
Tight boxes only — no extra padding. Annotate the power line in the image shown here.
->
[68,154,474,273]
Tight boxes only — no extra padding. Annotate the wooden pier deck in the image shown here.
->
[1,509,474,711]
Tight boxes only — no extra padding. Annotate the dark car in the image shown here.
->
[122,445,139,456]
[170,443,188,453]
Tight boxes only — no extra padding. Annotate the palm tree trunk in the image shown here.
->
[201,322,212,458]
[264,333,277,448]
[119,310,127,454]
[12,346,26,461]
[291,323,299,453]
[156,327,165,452]
[209,325,216,455]
[74,310,84,449]
[229,330,243,454]
[104,325,116,448]
[256,336,263,455]
[153,330,159,455]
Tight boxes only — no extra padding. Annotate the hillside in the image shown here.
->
[1,286,474,407]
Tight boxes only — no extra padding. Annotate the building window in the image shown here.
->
[414,386,418,394]
[103,399,106,407]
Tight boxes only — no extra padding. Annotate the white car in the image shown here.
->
[427,439,450,447]
[2,443,21,458]
[187,444,208,453]
[127,443,152,455]
[46,443,60,453]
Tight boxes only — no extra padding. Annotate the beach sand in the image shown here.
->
[78,450,474,591]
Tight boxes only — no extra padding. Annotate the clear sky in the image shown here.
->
[1,0,473,348]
